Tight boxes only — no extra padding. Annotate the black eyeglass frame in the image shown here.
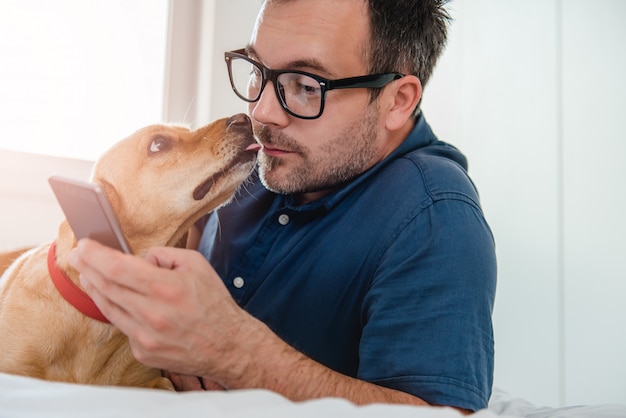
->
[225,48,405,120]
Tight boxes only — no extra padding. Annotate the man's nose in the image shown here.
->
[250,80,290,127]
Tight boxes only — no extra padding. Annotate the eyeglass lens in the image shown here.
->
[229,57,323,118]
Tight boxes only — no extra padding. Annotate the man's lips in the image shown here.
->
[261,144,293,157]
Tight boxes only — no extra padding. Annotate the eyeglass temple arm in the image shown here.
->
[326,73,404,90]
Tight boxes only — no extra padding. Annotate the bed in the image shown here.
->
[1,372,624,417]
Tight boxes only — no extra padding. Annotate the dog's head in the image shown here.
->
[89,113,258,253]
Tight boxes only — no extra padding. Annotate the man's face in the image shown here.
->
[248,0,392,202]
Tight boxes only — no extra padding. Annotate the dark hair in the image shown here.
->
[366,0,452,115]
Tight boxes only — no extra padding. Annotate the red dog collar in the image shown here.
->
[48,242,110,324]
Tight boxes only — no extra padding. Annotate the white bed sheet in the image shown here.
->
[1,373,624,418]
[487,387,626,418]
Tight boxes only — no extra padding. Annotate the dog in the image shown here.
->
[0,113,259,389]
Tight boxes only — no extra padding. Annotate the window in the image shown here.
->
[0,0,168,161]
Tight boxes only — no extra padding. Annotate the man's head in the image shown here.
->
[235,0,450,203]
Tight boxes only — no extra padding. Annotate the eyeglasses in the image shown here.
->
[225,48,404,120]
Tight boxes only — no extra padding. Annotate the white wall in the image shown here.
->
[1,0,624,408]
[0,0,168,161]
[422,0,626,407]
[162,0,259,125]
[560,0,626,406]
[0,150,93,251]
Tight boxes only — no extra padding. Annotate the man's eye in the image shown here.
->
[283,75,320,96]
[295,77,320,95]
[301,83,319,94]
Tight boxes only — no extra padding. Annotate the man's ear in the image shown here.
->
[384,75,422,131]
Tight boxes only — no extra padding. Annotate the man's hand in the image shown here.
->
[68,239,254,381]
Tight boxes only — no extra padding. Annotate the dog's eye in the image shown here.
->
[149,136,171,153]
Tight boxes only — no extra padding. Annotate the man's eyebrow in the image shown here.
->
[246,46,331,75]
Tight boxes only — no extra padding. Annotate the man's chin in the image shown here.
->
[258,163,292,195]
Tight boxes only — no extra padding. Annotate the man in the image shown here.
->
[70,0,496,414]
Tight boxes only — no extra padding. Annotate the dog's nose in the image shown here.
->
[226,113,251,130]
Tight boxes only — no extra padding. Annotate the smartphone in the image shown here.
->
[48,175,132,254]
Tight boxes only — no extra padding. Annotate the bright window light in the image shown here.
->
[0,0,168,161]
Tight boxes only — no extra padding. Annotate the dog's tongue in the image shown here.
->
[246,143,262,152]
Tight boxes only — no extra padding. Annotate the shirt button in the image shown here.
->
[233,277,245,289]
[278,214,290,225]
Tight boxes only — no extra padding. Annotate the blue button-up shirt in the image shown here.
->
[199,115,496,410]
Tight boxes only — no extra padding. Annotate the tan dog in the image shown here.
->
[0,114,259,389]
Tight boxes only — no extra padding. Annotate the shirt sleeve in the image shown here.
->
[358,195,496,411]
